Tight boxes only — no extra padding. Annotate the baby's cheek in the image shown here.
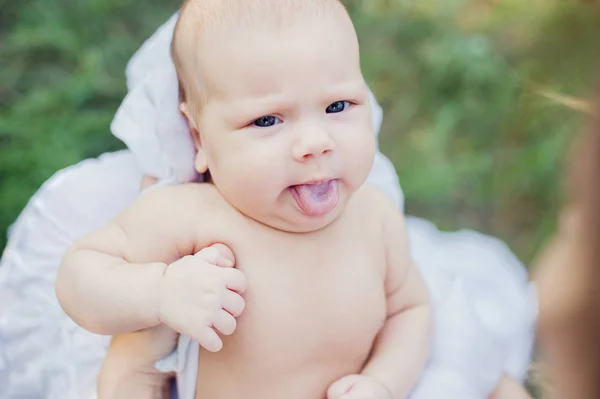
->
[228,160,281,203]
[346,135,375,180]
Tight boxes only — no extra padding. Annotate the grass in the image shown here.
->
[1,0,599,261]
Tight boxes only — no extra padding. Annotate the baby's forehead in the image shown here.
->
[173,0,345,62]
[173,0,355,102]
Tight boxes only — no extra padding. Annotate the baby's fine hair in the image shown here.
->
[171,0,343,106]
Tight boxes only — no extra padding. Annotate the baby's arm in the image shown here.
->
[328,199,432,399]
[56,184,245,349]
[359,204,432,398]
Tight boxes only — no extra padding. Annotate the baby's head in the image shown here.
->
[172,0,376,233]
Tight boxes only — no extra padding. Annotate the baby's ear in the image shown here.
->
[179,102,201,147]
[179,102,209,174]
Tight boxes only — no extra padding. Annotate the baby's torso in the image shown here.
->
[193,187,388,399]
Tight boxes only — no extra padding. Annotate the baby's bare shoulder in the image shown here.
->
[105,183,247,260]
[119,183,234,238]
[132,183,228,217]
[351,184,401,221]
[140,182,220,204]
[352,185,410,247]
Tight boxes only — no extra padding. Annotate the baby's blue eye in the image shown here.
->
[253,116,281,127]
[326,101,350,114]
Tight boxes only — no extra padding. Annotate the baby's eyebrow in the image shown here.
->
[231,95,293,114]
[321,80,367,98]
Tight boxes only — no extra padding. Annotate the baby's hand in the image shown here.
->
[158,243,246,352]
[327,375,393,399]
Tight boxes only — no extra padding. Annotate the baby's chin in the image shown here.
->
[263,209,345,234]
[287,207,345,233]
[235,195,348,234]
[268,190,350,234]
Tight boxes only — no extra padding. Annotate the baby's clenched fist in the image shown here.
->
[158,244,246,352]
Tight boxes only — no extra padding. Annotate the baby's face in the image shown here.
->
[186,12,376,232]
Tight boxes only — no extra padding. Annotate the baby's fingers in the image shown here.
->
[217,267,247,294]
[195,246,233,267]
[327,375,359,399]
[222,290,246,317]
[196,326,223,352]
[195,243,235,268]
[209,243,235,266]
[211,310,237,336]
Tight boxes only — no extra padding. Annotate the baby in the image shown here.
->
[57,1,434,398]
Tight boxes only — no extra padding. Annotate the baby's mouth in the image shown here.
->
[289,179,339,217]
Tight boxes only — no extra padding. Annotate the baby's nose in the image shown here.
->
[292,129,335,162]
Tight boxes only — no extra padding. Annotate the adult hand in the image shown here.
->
[97,323,178,399]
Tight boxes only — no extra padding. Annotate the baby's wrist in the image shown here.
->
[144,261,169,327]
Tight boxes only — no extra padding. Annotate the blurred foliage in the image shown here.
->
[1,0,599,263]
[346,0,600,262]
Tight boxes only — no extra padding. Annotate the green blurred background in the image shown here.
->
[1,0,599,265]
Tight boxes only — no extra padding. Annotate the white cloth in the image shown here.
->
[0,11,535,399]
[0,152,143,399]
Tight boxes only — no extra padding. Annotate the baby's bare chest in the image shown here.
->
[219,224,388,366]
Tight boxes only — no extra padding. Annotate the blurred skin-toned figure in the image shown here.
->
[534,84,600,399]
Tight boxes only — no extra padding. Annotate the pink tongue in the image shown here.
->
[293,180,339,217]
